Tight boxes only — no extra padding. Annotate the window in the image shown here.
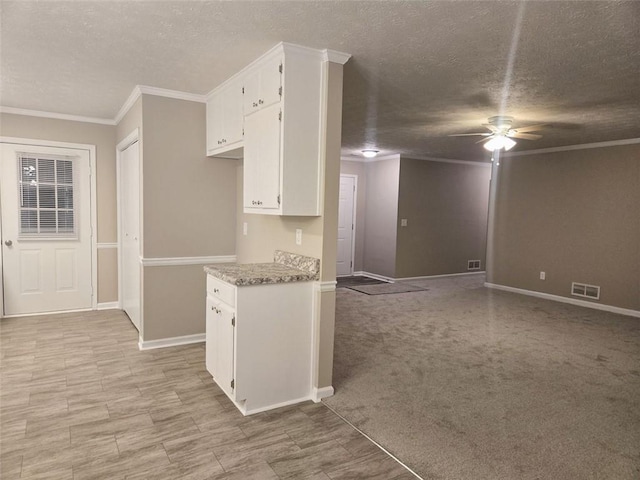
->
[18,154,76,238]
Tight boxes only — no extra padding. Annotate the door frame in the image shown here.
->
[338,173,358,276]
[116,128,142,331]
[0,136,98,315]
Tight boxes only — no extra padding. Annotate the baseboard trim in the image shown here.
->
[242,395,316,416]
[138,333,205,350]
[97,302,119,310]
[312,386,335,402]
[352,271,395,283]
[485,282,640,318]
[141,255,236,267]
[398,271,486,281]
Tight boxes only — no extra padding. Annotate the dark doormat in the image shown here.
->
[346,283,429,295]
[336,276,388,288]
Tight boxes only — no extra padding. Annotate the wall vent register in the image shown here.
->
[468,260,481,270]
[571,282,600,300]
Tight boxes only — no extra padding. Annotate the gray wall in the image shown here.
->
[339,160,367,272]
[396,158,491,278]
[138,95,237,341]
[488,143,640,311]
[362,156,400,278]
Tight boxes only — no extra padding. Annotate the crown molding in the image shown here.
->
[400,154,491,167]
[0,106,115,125]
[341,153,401,163]
[114,85,206,125]
[504,137,640,157]
[322,49,352,65]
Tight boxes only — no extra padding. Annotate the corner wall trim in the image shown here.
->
[97,302,119,310]
[315,280,337,293]
[484,282,640,318]
[141,255,236,267]
[138,333,205,351]
[312,386,335,402]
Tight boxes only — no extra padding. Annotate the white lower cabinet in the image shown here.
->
[205,274,313,415]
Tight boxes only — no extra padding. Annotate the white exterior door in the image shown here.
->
[0,143,93,316]
[336,175,356,276]
[119,141,141,330]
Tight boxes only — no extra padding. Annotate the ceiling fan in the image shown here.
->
[450,116,545,151]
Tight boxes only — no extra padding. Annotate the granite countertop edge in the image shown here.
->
[203,251,320,286]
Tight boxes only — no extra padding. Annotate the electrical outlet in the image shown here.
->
[540,271,546,280]
[243,222,248,236]
[295,229,302,245]
[401,219,408,227]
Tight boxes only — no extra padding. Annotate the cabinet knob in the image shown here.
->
[253,102,258,107]
[258,99,264,105]
[214,288,219,293]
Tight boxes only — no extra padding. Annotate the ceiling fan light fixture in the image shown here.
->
[362,149,379,158]
[483,135,516,152]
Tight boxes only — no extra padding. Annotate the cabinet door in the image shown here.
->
[222,80,244,147]
[243,67,260,115]
[259,55,283,109]
[216,302,236,400]
[205,296,218,377]
[243,103,281,211]
[206,94,223,153]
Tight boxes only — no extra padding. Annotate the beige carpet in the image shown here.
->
[326,274,640,479]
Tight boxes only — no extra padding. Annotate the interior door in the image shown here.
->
[336,175,356,276]
[119,141,141,330]
[0,143,93,315]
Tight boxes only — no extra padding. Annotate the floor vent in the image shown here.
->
[467,260,481,270]
[571,282,600,300]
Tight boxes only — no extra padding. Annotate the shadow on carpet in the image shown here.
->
[346,283,429,295]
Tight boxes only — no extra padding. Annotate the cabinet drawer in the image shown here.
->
[207,276,236,306]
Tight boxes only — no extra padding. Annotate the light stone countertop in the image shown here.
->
[204,251,320,286]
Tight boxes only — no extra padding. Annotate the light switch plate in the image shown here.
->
[401,219,408,227]
[243,222,248,236]
[295,229,302,245]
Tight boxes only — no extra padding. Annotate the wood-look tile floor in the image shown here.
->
[1,310,416,480]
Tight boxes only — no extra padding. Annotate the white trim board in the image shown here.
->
[504,137,640,157]
[398,271,486,281]
[97,243,118,249]
[115,85,207,124]
[141,255,237,267]
[352,271,395,283]
[97,302,119,310]
[0,106,115,126]
[312,386,335,402]
[138,333,205,351]
[485,282,640,318]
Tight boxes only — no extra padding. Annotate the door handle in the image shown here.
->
[4,240,12,247]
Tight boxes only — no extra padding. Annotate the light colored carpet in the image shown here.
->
[326,274,640,480]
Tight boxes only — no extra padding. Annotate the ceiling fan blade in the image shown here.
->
[449,133,492,137]
[481,124,501,134]
[509,132,542,140]
[510,124,546,133]
[475,136,492,144]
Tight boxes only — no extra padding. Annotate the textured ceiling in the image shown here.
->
[1,1,639,161]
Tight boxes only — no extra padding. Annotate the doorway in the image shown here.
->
[0,140,95,316]
[117,131,141,331]
[336,174,357,276]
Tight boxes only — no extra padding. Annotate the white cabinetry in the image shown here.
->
[243,54,283,115]
[242,44,326,216]
[206,77,244,158]
[205,274,313,415]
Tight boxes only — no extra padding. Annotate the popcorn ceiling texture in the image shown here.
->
[2,1,639,160]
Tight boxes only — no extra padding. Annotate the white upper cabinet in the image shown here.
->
[206,76,244,158]
[206,42,350,215]
[243,54,283,115]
